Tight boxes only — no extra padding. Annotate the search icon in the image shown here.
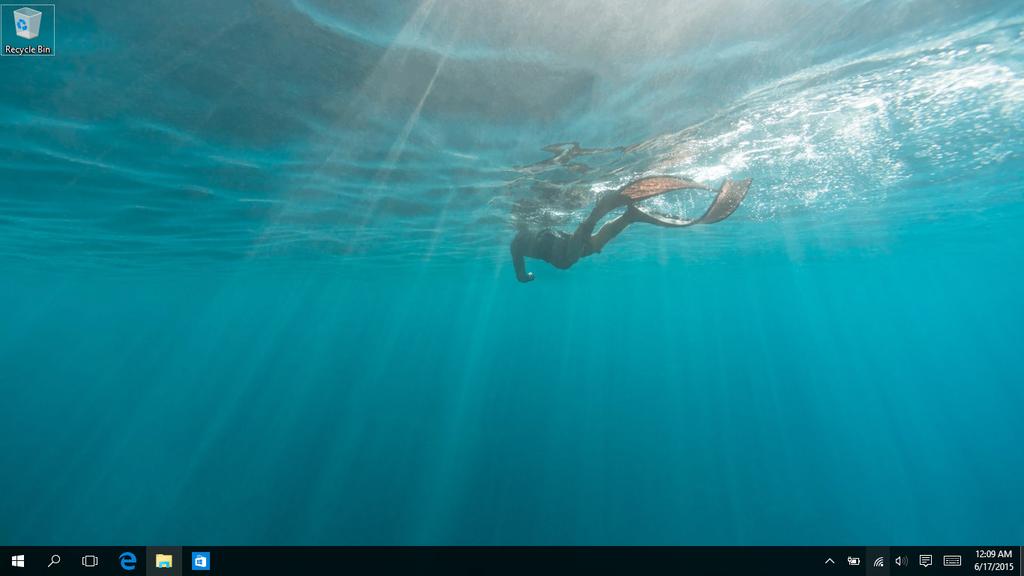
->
[48,554,61,567]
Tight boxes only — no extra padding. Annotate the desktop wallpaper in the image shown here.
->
[1,1,1022,544]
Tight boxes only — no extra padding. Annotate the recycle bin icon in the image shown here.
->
[14,7,42,40]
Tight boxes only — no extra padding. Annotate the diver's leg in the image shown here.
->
[586,209,637,254]
[556,209,611,265]
[575,192,619,238]
[566,196,626,262]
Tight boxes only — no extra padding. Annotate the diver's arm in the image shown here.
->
[511,232,535,283]
[512,247,534,283]
[512,253,536,282]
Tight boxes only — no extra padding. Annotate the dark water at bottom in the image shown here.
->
[2,219,1021,544]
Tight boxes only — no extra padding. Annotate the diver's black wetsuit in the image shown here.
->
[510,196,614,282]
[511,228,595,278]
[510,187,643,282]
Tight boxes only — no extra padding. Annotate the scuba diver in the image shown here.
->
[511,176,751,283]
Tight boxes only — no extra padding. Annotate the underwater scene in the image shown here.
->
[1,0,1023,544]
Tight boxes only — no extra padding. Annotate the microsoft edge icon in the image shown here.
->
[191,552,210,571]
[119,552,137,571]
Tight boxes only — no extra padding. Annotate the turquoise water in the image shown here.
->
[2,1,1023,544]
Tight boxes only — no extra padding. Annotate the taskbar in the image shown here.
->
[0,546,1020,575]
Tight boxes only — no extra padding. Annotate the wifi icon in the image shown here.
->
[873,557,886,567]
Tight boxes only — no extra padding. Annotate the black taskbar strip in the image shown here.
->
[0,546,1019,575]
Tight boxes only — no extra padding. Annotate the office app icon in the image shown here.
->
[155,554,174,568]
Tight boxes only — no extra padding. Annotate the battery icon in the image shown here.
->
[14,6,42,40]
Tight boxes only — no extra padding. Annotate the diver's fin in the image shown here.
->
[696,177,751,224]
[627,205,700,228]
[620,176,710,201]
[629,178,751,228]
[598,176,710,212]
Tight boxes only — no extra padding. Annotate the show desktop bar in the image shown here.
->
[0,547,1021,575]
